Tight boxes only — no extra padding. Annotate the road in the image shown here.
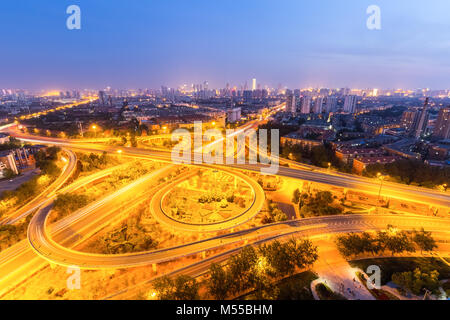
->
[0,163,170,297]
[27,212,450,269]
[0,149,77,225]
[6,129,450,209]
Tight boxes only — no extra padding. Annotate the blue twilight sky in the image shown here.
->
[1,0,450,91]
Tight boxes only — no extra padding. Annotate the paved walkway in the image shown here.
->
[311,239,375,300]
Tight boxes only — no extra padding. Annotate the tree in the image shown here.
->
[292,189,301,204]
[412,228,437,253]
[377,229,415,256]
[392,268,440,295]
[208,263,231,300]
[228,246,258,294]
[3,168,16,179]
[259,240,296,277]
[173,275,200,300]
[153,275,199,300]
[153,276,176,300]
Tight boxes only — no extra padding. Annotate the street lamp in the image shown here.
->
[91,124,97,138]
[377,173,387,204]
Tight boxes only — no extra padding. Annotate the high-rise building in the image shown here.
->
[252,78,257,91]
[343,95,357,113]
[227,107,241,123]
[313,97,324,114]
[286,94,297,114]
[325,96,337,113]
[401,110,417,132]
[300,96,311,114]
[243,90,253,102]
[433,107,450,140]
[98,90,106,105]
[412,98,430,139]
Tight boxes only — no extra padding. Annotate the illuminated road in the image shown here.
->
[6,130,450,209]
[26,212,450,269]
[0,163,170,297]
[0,149,77,225]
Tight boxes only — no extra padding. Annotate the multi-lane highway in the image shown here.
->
[0,121,449,298]
[0,149,77,225]
[0,163,172,297]
[26,209,450,269]
[7,129,450,208]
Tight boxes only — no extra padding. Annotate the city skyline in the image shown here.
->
[2,0,450,90]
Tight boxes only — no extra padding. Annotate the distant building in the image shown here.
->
[300,96,311,114]
[412,98,430,139]
[280,133,323,150]
[335,148,385,164]
[401,110,417,132]
[243,90,252,103]
[227,107,241,123]
[313,97,324,114]
[353,156,399,174]
[0,151,19,176]
[325,96,337,113]
[343,95,357,114]
[286,94,297,114]
[433,107,450,140]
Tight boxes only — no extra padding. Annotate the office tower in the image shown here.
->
[313,97,324,114]
[286,94,297,114]
[252,78,257,91]
[325,96,337,113]
[433,107,450,140]
[300,96,311,114]
[343,95,357,113]
[412,98,430,139]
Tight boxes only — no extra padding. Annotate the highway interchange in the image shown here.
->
[0,116,449,298]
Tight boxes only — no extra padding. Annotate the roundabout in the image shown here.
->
[150,167,266,232]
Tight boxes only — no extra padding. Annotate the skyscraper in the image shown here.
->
[401,110,417,132]
[343,95,357,113]
[412,98,430,139]
[313,97,324,114]
[433,107,450,140]
[300,96,311,114]
[286,94,297,114]
[325,96,337,113]
[252,78,257,91]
